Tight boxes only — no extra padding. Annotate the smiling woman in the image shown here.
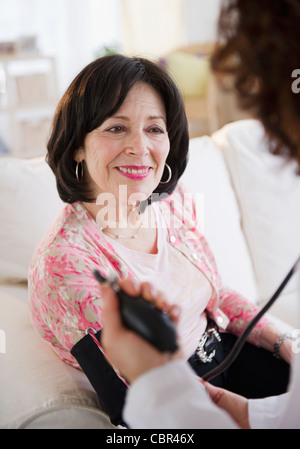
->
[74,82,170,223]
[47,55,188,204]
[29,54,291,426]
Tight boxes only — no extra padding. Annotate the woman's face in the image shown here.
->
[75,82,170,210]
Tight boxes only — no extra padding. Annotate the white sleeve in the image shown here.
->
[278,274,300,429]
[249,271,300,429]
[249,350,300,429]
[248,394,291,429]
[278,351,300,428]
[123,359,238,429]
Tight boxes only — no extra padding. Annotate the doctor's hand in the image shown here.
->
[203,381,250,429]
[100,279,183,383]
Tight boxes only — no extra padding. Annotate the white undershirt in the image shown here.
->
[103,203,212,359]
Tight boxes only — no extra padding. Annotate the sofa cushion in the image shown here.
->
[0,291,113,429]
[0,157,63,283]
[212,120,300,327]
[181,136,258,302]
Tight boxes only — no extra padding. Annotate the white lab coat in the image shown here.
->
[249,335,300,429]
[124,359,238,429]
[123,274,300,429]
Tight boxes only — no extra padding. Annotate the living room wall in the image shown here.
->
[0,0,222,93]
[0,0,223,156]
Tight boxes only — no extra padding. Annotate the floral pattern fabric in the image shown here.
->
[29,184,269,369]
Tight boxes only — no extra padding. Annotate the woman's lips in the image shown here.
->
[115,165,152,180]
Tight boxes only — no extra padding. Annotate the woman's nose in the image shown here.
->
[124,131,149,157]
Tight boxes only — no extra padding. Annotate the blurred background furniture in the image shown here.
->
[0,53,58,158]
[161,42,252,138]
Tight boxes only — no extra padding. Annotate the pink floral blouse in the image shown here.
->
[28,184,269,369]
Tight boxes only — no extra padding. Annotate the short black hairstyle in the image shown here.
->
[47,54,189,203]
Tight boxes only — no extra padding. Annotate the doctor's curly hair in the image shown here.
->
[211,0,300,167]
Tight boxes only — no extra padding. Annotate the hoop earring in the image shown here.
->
[75,161,83,181]
[160,163,172,184]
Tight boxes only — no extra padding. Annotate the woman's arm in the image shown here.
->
[28,245,107,367]
[100,278,238,429]
[216,287,293,363]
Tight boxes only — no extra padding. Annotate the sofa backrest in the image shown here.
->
[181,134,258,302]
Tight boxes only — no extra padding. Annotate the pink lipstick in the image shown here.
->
[115,165,152,180]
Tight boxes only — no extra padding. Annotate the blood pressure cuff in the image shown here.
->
[71,329,128,427]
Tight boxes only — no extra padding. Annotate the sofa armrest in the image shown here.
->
[0,290,114,429]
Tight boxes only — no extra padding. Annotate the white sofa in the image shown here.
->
[0,119,299,429]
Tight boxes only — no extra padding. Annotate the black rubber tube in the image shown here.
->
[202,256,300,382]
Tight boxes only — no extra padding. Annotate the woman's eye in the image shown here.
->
[108,125,125,133]
[148,126,164,134]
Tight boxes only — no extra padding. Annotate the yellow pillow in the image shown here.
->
[166,52,209,98]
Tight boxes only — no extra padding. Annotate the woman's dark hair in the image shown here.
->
[47,54,189,203]
[211,0,300,167]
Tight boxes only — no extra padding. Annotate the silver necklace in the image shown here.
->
[100,221,143,240]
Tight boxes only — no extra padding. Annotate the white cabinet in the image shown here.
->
[0,54,59,158]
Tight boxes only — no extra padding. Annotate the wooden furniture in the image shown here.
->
[0,54,58,158]
[163,42,251,137]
